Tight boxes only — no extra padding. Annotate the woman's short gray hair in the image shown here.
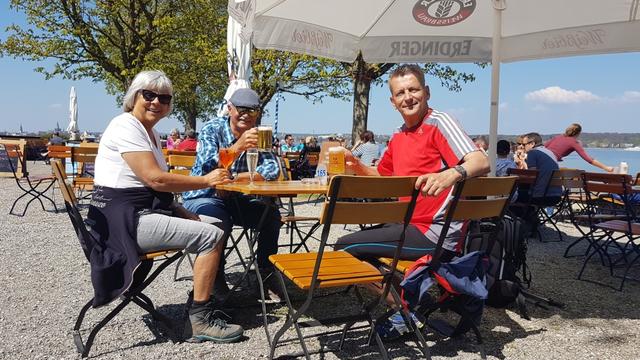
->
[122,70,174,112]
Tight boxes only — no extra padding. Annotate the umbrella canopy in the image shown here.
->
[67,86,78,136]
[231,0,640,172]
[218,1,254,117]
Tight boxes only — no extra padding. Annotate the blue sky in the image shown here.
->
[2,1,639,137]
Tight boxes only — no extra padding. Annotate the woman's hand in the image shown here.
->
[204,168,232,187]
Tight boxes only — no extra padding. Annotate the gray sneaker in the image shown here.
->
[188,306,243,343]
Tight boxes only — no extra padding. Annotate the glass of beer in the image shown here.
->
[328,146,346,175]
[257,124,273,151]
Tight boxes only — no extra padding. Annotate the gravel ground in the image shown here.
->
[1,162,639,359]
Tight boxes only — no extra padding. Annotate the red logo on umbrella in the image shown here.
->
[413,0,476,27]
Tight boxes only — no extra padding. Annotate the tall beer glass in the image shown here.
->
[257,125,273,151]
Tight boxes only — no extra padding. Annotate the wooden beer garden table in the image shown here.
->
[216,180,327,345]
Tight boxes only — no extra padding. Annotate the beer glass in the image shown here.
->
[328,146,346,175]
[257,125,273,151]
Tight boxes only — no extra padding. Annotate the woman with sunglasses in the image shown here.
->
[89,70,244,343]
[544,123,614,172]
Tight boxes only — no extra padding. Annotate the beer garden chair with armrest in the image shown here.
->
[50,159,184,357]
[577,172,640,290]
[378,176,517,345]
[3,144,58,216]
[267,175,425,360]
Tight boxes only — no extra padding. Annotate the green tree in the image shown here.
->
[0,0,230,131]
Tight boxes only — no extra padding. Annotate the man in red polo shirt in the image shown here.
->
[334,64,489,339]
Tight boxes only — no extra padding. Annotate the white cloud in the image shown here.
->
[499,102,508,110]
[49,103,63,109]
[525,86,600,104]
[620,91,640,102]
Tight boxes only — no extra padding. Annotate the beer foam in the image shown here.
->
[258,126,272,130]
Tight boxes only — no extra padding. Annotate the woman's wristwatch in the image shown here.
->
[453,165,467,182]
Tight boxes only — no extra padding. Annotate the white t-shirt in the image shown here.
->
[94,113,167,188]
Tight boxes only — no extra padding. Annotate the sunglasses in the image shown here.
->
[140,89,172,105]
[235,106,261,117]
[517,141,533,146]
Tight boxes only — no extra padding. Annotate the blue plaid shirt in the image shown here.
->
[182,117,280,200]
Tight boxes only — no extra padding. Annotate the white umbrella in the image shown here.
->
[67,86,79,140]
[231,0,640,172]
[217,0,254,117]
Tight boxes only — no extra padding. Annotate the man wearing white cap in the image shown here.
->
[183,88,282,299]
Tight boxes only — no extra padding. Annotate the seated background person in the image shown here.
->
[334,64,490,339]
[519,132,562,205]
[496,139,517,176]
[351,130,379,166]
[176,129,198,151]
[182,88,282,296]
[88,70,242,343]
[280,134,297,153]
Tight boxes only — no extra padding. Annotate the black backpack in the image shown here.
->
[466,214,531,319]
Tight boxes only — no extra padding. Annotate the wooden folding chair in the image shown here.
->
[70,146,98,199]
[50,160,183,357]
[3,144,57,216]
[577,172,639,290]
[379,176,516,345]
[268,175,423,359]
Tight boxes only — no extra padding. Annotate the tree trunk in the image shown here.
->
[351,55,371,145]
[184,110,197,132]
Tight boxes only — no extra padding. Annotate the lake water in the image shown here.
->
[376,145,639,176]
[559,148,640,175]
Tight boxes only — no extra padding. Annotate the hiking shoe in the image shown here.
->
[188,303,243,343]
[375,311,423,341]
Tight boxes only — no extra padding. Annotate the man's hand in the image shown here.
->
[204,168,232,187]
[415,168,461,197]
[233,127,258,153]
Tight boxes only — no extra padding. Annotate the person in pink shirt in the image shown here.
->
[544,123,614,172]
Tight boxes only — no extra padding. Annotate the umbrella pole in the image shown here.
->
[489,0,505,176]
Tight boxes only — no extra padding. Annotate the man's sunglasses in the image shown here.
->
[517,141,534,146]
[235,106,261,117]
[140,89,172,105]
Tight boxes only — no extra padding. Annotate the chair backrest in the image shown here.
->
[548,169,584,189]
[582,172,635,223]
[319,175,418,225]
[47,145,72,160]
[51,159,92,259]
[3,144,25,177]
[71,146,98,176]
[168,154,195,175]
